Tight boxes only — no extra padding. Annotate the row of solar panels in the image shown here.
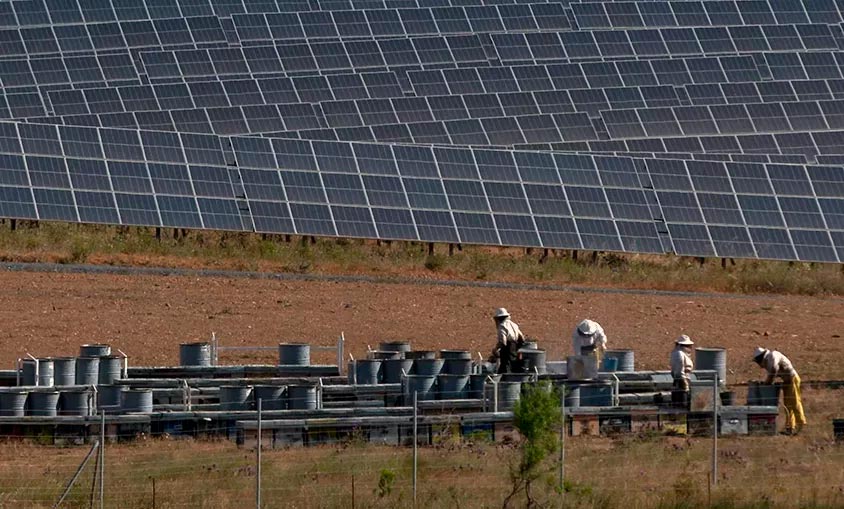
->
[0,122,842,261]
[39,75,844,123]
[570,0,844,28]
[0,0,582,28]
[531,129,844,160]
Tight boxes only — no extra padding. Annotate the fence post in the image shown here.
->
[100,411,105,509]
[559,383,566,499]
[711,376,718,488]
[257,398,262,509]
[413,390,418,507]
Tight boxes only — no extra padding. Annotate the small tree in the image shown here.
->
[503,382,561,509]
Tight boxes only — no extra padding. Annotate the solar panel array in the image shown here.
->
[1,0,844,263]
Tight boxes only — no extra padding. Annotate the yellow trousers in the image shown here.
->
[782,374,807,431]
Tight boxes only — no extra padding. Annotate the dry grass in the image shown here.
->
[0,387,842,508]
[0,222,843,297]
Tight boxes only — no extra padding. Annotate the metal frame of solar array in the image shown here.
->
[0,121,842,263]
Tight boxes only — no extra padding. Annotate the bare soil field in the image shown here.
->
[1,269,841,382]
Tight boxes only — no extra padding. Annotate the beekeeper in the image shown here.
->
[753,347,806,435]
[572,319,607,361]
[670,335,695,407]
[490,308,525,374]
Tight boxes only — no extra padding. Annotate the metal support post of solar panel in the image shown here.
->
[0,0,842,265]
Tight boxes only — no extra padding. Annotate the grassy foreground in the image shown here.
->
[1,222,843,296]
[0,387,842,509]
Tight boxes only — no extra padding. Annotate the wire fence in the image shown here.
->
[1,393,843,509]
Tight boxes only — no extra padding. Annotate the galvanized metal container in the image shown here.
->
[468,373,489,399]
[518,348,547,374]
[370,350,401,361]
[278,343,310,366]
[29,390,60,416]
[437,374,469,400]
[53,357,77,386]
[350,360,382,385]
[440,350,472,360]
[253,385,286,411]
[747,382,780,406]
[98,356,123,384]
[378,341,411,354]
[496,382,522,410]
[21,359,55,387]
[80,344,111,357]
[287,385,318,410]
[413,358,444,376]
[405,351,436,360]
[603,350,635,372]
[122,389,154,413]
[0,390,28,416]
[382,359,414,384]
[695,347,727,385]
[180,342,212,367]
[75,357,100,385]
[564,385,581,408]
[443,358,473,375]
[219,386,253,411]
[580,381,613,407]
[97,384,124,409]
[404,375,437,402]
[60,389,90,416]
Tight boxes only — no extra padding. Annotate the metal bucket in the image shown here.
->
[443,358,473,375]
[382,359,414,384]
[404,375,437,402]
[437,374,469,400]
[469,374,488,399]
[352,360,382,385]
[21,359,55,387]
[80,344,111,357]
[747,382,780,406]
[287,385,317,410]
[580,381,613,407]
[97,384,124,409]
[122,389,153,413]
[278,343,310,366]
[98,356,123,384]
[695,347,727,385]
[0,390,28,416]
[379,341,411,353]
[602,357,618,372]
[603,350,634,372]
[75,357,100,385]
[405,351,436,360]
[53,358,77,386]
[523,341,538,350]
[180,342,211,367]
[440,350,471,360]
[29,390,60,416]
[497,382,522,411]
[414,359,444,376]
[519,349,547,374]
[370,350,401,361]
[564,385,581,408]
[253,385,286,411]
[60,389,90,416]
[219,386,253,411]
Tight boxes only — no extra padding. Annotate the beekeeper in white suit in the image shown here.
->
[670,335,695,407]
[572,319,607,362]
